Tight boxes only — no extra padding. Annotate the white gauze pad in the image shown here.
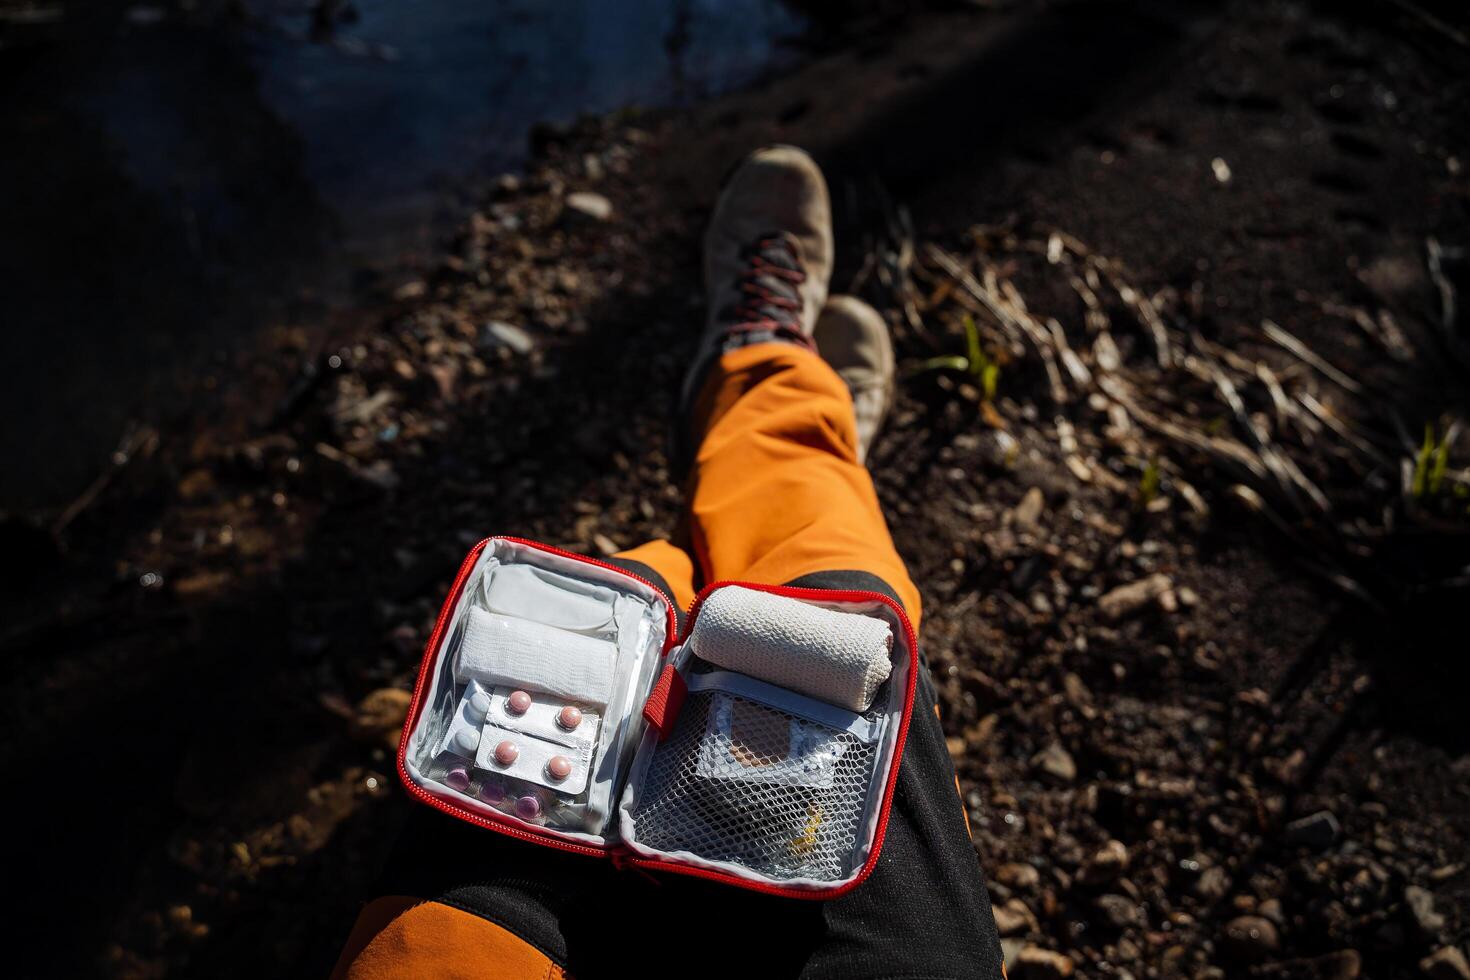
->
[456,607,617,707]
[690,586,894,712]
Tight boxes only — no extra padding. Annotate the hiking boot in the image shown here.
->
[812,295,895,464]
[680,145,833,413]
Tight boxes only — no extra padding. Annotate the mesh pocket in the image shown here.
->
[628,689,880,882]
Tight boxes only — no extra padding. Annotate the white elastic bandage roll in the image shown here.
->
[689,586,894,712]
[456,607,617,707]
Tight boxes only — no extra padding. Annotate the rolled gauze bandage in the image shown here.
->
[690,586,894,712]
[456,607,617,707]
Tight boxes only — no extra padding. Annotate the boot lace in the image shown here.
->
[717,233,814,350]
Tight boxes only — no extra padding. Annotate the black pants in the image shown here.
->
[376,568,1004,979]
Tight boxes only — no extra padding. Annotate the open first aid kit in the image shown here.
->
[397,536,918,897]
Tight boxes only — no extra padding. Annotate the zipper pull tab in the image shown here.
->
[642,663,687,743]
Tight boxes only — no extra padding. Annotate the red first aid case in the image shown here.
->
[397,536,917,898]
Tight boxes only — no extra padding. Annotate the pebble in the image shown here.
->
[564,191,613,223]
[1013,487,1045,531]
[1307,950,1362,979]
[1079,839,1130,886]
[1097,574,1173,620]
[1285,810,1341,850]
[1406,885,1447,936]
[347,687,412,749]
[1095,893,1144,930]
[1032,742,1077,783]
[995,862,1041,891]
[1222,915,1280,963]
[1014,946,1074,978]
[993,898,1038,936]
[392,279,426,301]
[482,321,535,355]
[1422,947,1470,980]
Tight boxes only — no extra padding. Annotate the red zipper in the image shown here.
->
[622,579,920,899]
[394,535,678,858]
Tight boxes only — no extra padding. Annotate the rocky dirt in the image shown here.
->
[2,1,1468,977]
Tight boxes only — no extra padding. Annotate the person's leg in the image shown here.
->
[687,341,921,628]
[673,148,1000,977]
[606,537,697,616]
[334,146,1001,980]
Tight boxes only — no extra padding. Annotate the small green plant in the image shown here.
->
[1411,424,1451,498]
[1136,459,1162,506]
[915,314,999,400]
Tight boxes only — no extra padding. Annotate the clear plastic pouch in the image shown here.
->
[400,538,672,840]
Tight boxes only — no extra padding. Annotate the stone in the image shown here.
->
[563,191,613,223]
[1013,487,1045,531]
[1221,915,1280,963]
[996,862,1041,891]
[1194,864,1232,901]
[1097,574,1172,620]
[1406,885,1447,936]
[1079,839,1130,886]
[1284,810,1341,850]
[1033,743,1077,783]
[482,321,535,355]
[1309,950,1362,979]
[1014,946,1074,978]
[392,279,426,301]
[348,687,412,749]
[1095,893,1144,930]
[1422,947,1470,980]
[993,898,1039,936]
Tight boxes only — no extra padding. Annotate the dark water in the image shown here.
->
[0,0,807,509]
[244,0,806,254]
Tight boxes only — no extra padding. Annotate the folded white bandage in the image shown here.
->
[456,607,617,707]
[690,586,894,712]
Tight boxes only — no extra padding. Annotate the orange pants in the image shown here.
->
[334,344,936,980]
[617,342,920,627]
